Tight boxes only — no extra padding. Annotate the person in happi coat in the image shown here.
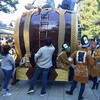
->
[90,39,100,89]
[57,43,70,70]
[57,43,74,81]
[66,35,94,100]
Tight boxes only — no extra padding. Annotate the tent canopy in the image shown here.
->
[0,28,13,35]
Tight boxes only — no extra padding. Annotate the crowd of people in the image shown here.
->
[0,35,100,100]
[25,0,76,10]
[57,35,100,100]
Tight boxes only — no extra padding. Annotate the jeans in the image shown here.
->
[0,84,2,91]
[29,66,50,93]
[2,69,12,91]
[70,81,85,97]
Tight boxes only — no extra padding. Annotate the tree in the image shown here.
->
[0,0,18,13]
[79,0,100,38]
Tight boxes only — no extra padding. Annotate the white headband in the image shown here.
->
[63,44,68,49]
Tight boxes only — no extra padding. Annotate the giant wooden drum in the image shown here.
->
[14,8,78,81]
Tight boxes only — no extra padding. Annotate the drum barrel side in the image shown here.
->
[14,16,22,57]
[14,10,78,58]
[65,12,71,47]
[19,16,27,57]
[29,12,40,53]
[14,15,27,57]
[71,12,78,52]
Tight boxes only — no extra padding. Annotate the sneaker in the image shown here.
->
[91,85,96,90]
[96,83,99,90]
[78,96,84,100]
[65,91,73,95]
[3,92,12,96]
[40,92,46,96]
[27,90,34,94]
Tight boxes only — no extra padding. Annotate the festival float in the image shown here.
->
[14,1,78,82]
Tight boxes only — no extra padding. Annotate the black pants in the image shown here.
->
[70,80,85,97]
[68,67,74,81]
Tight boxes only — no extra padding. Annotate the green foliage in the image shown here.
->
[0,0,18,13]
[79,0,100,39]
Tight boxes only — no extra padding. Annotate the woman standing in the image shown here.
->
[1,45,15,96]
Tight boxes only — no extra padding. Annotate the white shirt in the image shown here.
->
[35,45,55,68]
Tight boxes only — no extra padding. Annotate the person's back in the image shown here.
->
[66,35,94,100]
[27,38,55,95]
[1,54,15,70]
[35,45,55,68]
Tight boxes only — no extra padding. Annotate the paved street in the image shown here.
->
[0,80,100,100]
